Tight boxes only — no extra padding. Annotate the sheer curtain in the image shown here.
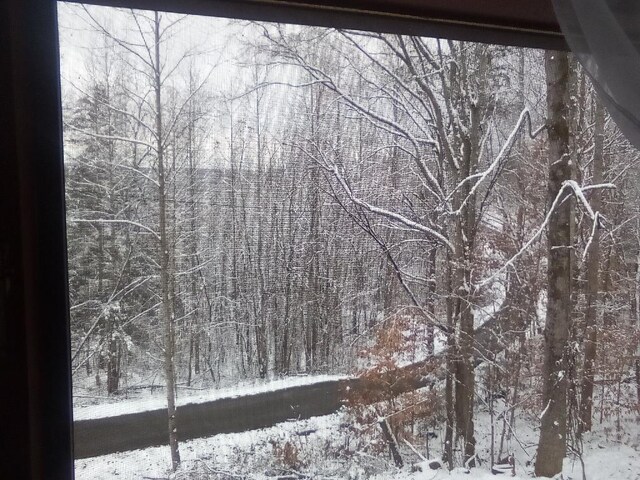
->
[552,0,640,149]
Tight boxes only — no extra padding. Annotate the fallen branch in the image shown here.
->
[378,417,403,468]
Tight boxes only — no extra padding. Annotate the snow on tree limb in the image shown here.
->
[115,163,160,187]
[69,218,160,240]
[63,77,159,140]
[65,122,159,152]
[477,179,614,287]
[449,109,545,216]
[331,165,454,251]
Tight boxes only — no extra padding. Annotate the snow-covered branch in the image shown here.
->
[69,218,160,241]
[477,179,614,286]
[449,109,544,216]
[65,122,158,152]
[332,165,454,251]
[116,163,160,187]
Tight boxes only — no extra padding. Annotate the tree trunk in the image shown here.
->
[187,72,201,382]
[106,332,120,394]
[635,358,640,405]
[426,246,437,355]
[154,11,180,471]
[379,417,403,468]
[578,99,604,434]
[443,255,455,469]
[535,49,572,478]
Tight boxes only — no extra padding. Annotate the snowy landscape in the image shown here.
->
[59,3,639,479]
[76,408,639,480]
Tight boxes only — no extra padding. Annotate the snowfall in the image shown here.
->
[73,376,639,480]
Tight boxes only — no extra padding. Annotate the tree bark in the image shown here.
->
[578,99,604,434]
[154,11,180,471]
[535,49,572,478]
[379,417,404,468]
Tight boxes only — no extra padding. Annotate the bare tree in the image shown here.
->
[535,49,572,478]
[63,6,214,470]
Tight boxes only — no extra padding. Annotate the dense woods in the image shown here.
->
[61,6,640,478]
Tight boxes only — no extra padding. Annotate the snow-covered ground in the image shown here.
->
[75,401,640,479]
[75,412,350,479]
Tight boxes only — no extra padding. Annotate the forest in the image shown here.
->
[60,4,640,479]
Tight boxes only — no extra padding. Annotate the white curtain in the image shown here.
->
[553,0,640,149]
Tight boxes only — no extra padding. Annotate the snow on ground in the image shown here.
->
[75,412,351,479]
[372,409,640,480]
[74,374,347,420]
[372,443,640,480]
[75,402,640,479]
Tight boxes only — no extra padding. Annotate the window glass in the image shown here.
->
[58,3,640,478]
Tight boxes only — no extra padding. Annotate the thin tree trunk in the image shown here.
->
[426,246,437,355]
[379,418,403,468]
[187,71,200,383]
[535,49,571,478]
[635,358,640,405]
[106,331,120,394]
[578,99,604,434]
[154,11,180,470]
[187,335,193,387]
[444,255,455,470]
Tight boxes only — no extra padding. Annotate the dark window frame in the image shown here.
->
[0,1,564,478]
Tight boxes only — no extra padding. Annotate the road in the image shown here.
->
[73,379,352,458]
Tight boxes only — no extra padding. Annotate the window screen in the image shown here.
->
[58,3,640,479]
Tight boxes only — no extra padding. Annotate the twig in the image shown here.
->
[403,438,427,461]
[196,458,246,478]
